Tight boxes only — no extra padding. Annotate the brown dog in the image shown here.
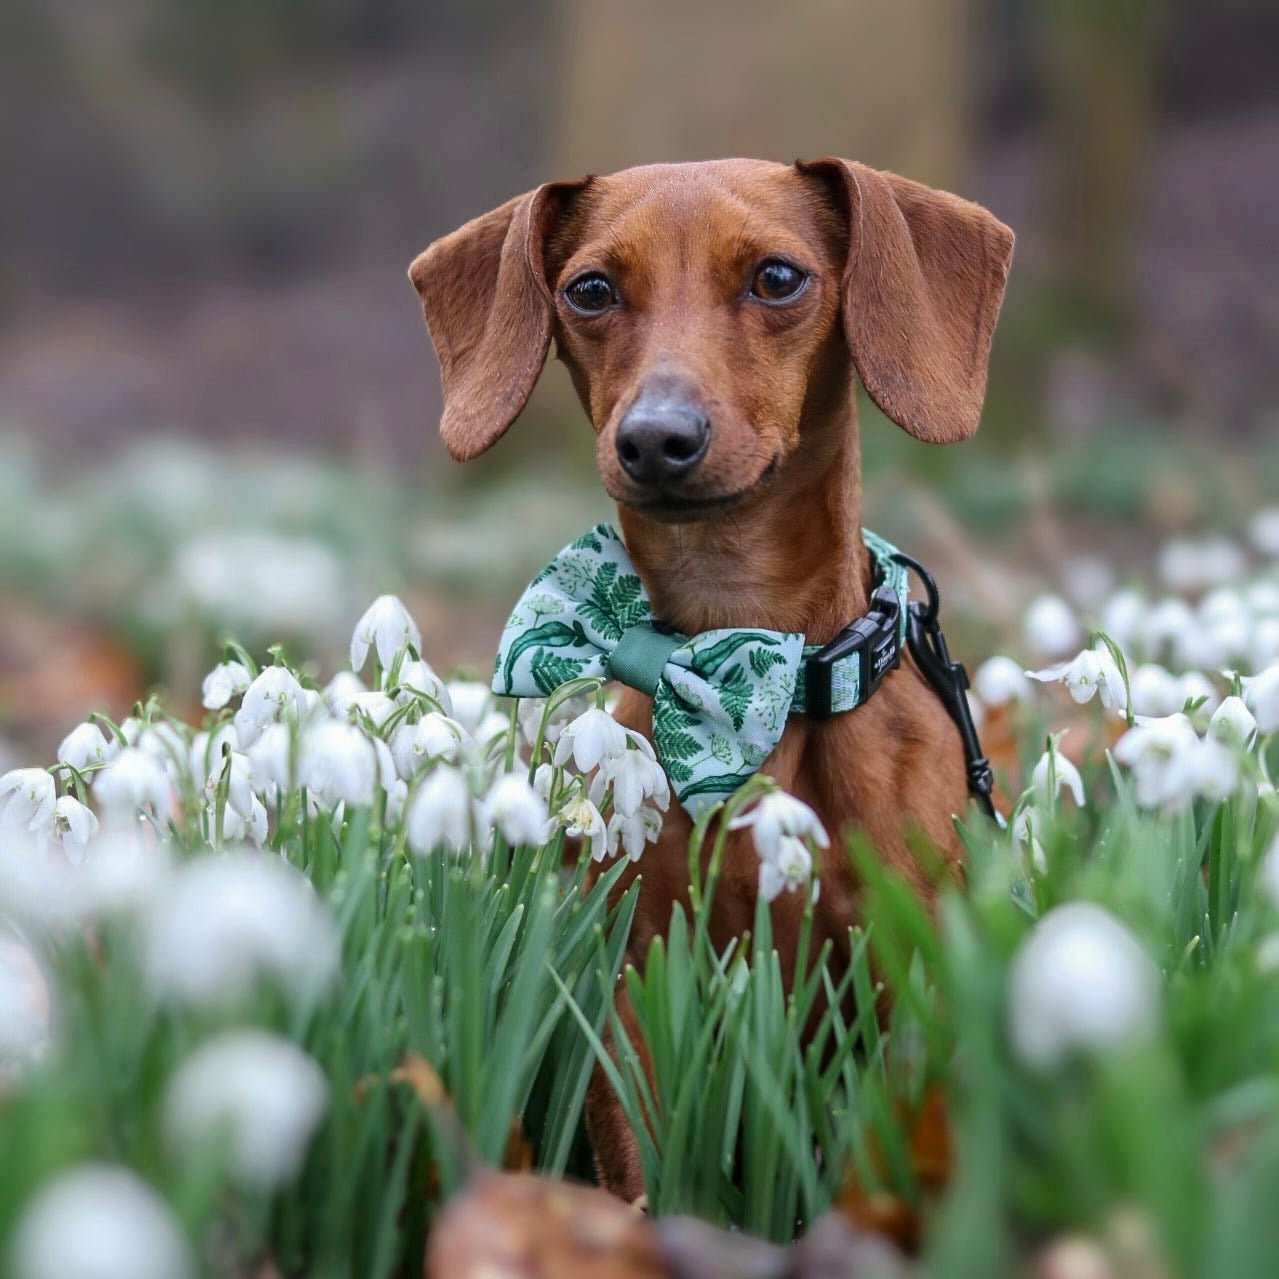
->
[410,158,1013,1199]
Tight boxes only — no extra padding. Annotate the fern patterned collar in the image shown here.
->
[492,523,910,817]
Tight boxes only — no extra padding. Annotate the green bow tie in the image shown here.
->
[493,524,909,817]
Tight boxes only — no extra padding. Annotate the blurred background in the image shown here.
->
[0,0,1276,761]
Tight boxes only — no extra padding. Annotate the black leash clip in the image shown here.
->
[805,584,902,719]
[891,552,998,821]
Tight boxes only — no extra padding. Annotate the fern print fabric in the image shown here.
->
[494,524,904,818]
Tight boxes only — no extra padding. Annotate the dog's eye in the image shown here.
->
[563,273,617,314]
[750,260,807,302]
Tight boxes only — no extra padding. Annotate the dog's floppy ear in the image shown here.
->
[408,179,588,460]
[798,158,1014,444]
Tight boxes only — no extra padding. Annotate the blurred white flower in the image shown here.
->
[973,656,1033,708]
[1127,664,1183,717]
[1144,597,1196,656]
[10,1164,194,1279]
[1190,737,1240,803]
[0,769,56,833]
[234,667,309,748]
[480,774,549,845]
[606,806,662,862]
[590,733,670,819]
[393,658,452,714]
[344,690,398,735]
[1098,589,1146,654]
[554,708,628,775]
[1061,555,1115,610]
[405,766,473,855]
[246,722,292,800]
[447,680,509,743]
[1011,806,1046,873]
[298,722,377,808]
[73,832,173,923]
[1208,696,1258,748]
[56,723,117,773]
[1008,902,1159,1069]
[350,595,421,674]
[390,714,468,778]
[0,932,50,1068]
[1252,618,1279,672]
[92,750,171,819]
[1251,508,1279,558]
[1242,664,1279,733]
[322,671,367,718]
[164,1030,329,1189]
[1032,747,1085,807]
[143,852,339,1007]
[1028,647,1128,716]
[757,834,814,903]
[200,661,252,710]
[1158,535,1247,592]
[729,791,830,862]
[1113,713,1234,811]
[557,795,608,862]
[1175,670,1220,717]
[1023,594,1082,658]
[189,723,238,786]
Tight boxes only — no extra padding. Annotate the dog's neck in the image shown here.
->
[617,380,868,645]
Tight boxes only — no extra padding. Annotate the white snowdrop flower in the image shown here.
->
[92,749,171,819]
[1173,624,1228,674]
[135,722,186,774]
[372,736,397,794]
[0,769,56,832]
[143,852,338,1007]
[481,774,549,846]
[246,723,292,800]
[531,762,555,801]
[973,656,1033,708]
[1251,508,1279,558]
[1028,647,1128,716]
[554,707,628,775]
[57,723,117,773]
[1008,902,1160,1069]
[1200,586,1249,629]
[118,717,144,746]
[344,690,398,735]
[590,735,670,819]
[606,806,662,862]
[405,766,474,856]
[1144,597,1196,655]
[729,790,830,862]
[164,1030,329,1190]
[1248,579,1279,617]
[1023,594,1082,658]
[10,1164,194,1279]
[446,680,509,745]
[1159,536,1247,592]
[1176,670,1220,717]
[519,693,591,750]
[201,660,252,710]
[1242,664,1279,733]
[1098,589,1146,654]
[1189,737,1240,803]
[557,794,608,862]
[1128,664,1183,718]
[1032,748,1085,807]
[217,795,269,848]
[1208,696,1258,748]
[189,723,238,786]
[51,796,98,865]
[385,777,408,825]
[758,834,814,903]
[206,750,255,822]
[234,667,309,748]
[350,595,421,674]
[298,721,377,808]
[1251,619,1279,673]
[74,832,173,922]
[393,658,452,714]
[322,670,366,718]
[1061,555,1115,610]
[389,713,468,778]
[0,932,50,1067]
[1011,807,1047,873]
[1113,714,1202,811]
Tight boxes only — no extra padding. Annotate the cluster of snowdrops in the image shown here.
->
[0,507,1278,1276]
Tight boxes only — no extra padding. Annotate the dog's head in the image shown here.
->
[410,159,1013,523]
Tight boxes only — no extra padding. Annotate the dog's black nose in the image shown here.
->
[615,396,710,484]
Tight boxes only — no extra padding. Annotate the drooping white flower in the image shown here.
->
[216,794,269,848]
[1007,902,1160,1069]
[200,660,252,710]
[205,750,254,821]
[1251,508,1279,558]
[590,733,670,819]
[73,831,174,922]
[1098,589,1146,654]
[405,766,474,856]
[56,723,117,773]
[1031,747,1085,807]
[1175,670,1220,717]
[350,595,421,674]
[1188,737,1240,803]
[142,852,339,1008]
[393,658,453,714]
[10,1164,194,1279]
[189,723,238,786]
[480,774,549,846]
[758,834,814,903]
[0,769,57,833]
[0,932,50,1067]
[1208,695,1258,748]
[233,667,309,748]
[1144,597,1196,656]
[557,794,609,862]
[973,656,1033,708]
[1023,594,1082,658]
[164,1030,329,1189]
[389,713,467,778]
[134,721,187,775]
[1158,535,1247,592]
[554,707,629,776]
[1028,647,1128,716]
[1113,714,1206,811]
[51,796,99,864]
[1242,664,1279,733]
[343,690,398,735]
[298,721,377,808]
[729,790,830,862]
[1127,664,1183,718]
[92,749,172,819]
[447,680,509,744]
[606,806,662,862]
[1011,806,1047,873]
[322,670,367,718]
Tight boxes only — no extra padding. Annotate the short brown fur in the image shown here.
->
[410,158,1013,1200]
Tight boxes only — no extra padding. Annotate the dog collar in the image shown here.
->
[494,523,994,820]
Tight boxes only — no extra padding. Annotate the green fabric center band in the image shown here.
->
[605,622,683,696]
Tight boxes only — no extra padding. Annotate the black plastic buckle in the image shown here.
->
[804,584,901,719]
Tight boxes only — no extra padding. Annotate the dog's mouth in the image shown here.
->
[620,455,782,523]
